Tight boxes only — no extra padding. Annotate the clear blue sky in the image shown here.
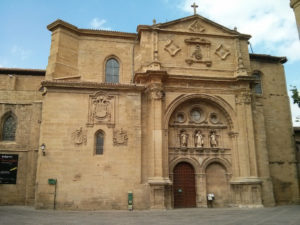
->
[0,0,299,124]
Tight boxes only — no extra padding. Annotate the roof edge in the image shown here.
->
[0,68,46,76]
[250,54,287,64]
[47,19,137,40]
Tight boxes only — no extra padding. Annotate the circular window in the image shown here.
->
[176,112,186,123]
[190,108,201,122]
[210,113,219,124]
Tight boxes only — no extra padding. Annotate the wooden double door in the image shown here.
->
[173,162,196,208]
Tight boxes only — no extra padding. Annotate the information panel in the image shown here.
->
[0,154,18,184]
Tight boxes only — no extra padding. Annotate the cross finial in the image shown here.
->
[191,2,198,15]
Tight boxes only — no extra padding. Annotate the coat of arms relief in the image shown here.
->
[87,92,115,127]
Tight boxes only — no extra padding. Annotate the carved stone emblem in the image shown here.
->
[164,40,181,57]
[87,92,115,127]
[215,44,230,60]
[185,38,212,66]
[189,20,205,33]
[192,45,202,60]
[71,127,87,145]
[113,128,128,146]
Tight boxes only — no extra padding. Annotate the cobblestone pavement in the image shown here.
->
[0,205,300,225]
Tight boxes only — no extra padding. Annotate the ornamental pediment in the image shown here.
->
[151,15,249,37]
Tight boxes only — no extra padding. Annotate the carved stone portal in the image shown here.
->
[113,128,128,145]
[71,127,87,145]
[87,92,115,127]
[164,40,181,57]
[185,38,212,66]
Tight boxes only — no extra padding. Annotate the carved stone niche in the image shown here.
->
[87,91,115,127]
[185,38,212,66]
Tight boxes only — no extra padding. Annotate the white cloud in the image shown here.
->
[10,45,31,61]
[90,18,111,30]
[179,0,300,62]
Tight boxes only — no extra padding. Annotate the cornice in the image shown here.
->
[249,53,287,64]
[42,80,145,91]
[291,0,300,8]
[0,67,45,76]
[47,19,137,40]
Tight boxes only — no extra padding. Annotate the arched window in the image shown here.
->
[253,72,262,94]
[2,114,17,141]
[105,58,119,83]
[95,131,104,155]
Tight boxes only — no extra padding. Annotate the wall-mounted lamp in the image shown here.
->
[40,143,46,156]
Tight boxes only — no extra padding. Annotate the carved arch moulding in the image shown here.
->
[87,91,116,127]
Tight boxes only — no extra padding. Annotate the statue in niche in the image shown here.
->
[195,131,204,148]
[209,131,218,148]
[180,131,188,148]
[192,44,202,60]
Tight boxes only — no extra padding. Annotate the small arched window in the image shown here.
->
[105,58,119,83]
[2,114,17,141]
[253,72,262,94]
[95,131,104,155]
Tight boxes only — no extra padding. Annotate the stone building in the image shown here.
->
[0,12,299,209]
[291,0,300,38]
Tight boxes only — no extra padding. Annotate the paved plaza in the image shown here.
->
[0,205,299,225]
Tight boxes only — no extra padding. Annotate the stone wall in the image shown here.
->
[0,71,44,205]
[251,59,300,204]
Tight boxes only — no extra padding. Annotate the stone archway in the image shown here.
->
[167,95,234,208]
[205,162,229,207]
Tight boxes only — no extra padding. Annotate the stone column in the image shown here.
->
[145,72,171,209]
[230,91,263,207]
[291,0,300,39]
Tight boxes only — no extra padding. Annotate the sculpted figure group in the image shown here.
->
[180,130,218,148]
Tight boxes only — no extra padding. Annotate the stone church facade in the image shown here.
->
[0,14,299,209]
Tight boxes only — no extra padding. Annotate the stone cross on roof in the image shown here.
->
[191,2,198,15]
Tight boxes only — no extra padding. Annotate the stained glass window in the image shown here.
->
[96,131,104,155]
[2,115,16,141]
[105,58,119,83]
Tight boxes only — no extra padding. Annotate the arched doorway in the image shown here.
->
[206,162,229,207]
[173,162,196,208]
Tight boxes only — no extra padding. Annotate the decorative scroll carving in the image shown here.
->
[164,40,181,57]
[113,128,128,146]
[71,127,87,145]
[87,91,115,127]
[189,20,205,33]
[235,38,248,76]
[215,44,230,60]
[146,84,165,100]
[185,38,212,66]
[235,92,252,105]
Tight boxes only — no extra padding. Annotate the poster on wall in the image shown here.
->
[0,154,18,184]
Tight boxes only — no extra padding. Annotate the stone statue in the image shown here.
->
[180,131,188,147]
[195,131,204,147]
[210,131,218,148]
